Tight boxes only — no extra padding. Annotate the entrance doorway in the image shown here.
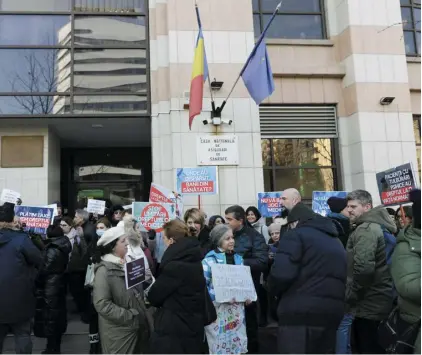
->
[61,148,152,215]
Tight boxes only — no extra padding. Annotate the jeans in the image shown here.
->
[336,313,354,354]
[0,320,32,354]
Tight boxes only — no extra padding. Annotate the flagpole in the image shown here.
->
[216,1,282,115]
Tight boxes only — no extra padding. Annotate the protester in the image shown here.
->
[52,201,63,226]
[208,215,225,230]
[74,209,97,246]
[34,225,72,354]
[327,196,350,248]
[96,217,111,239]
[268,203,346,353]
[267,223,281,322]
[246,206,270,243]
[184,208,212,255]
[395,206,413,231]
[225,205,268,353]
[281,188,302,211]
[273,208,290,239]
[147,219,206,354]
[203,224,249,354]
[268,223,281,247]
[390,189,421,354]
[0,203,43,354]
[93,227,152,354]
[108,205,124,227]
[346,190,396,354]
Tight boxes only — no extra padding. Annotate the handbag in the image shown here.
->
[84,264,95,288]
[378,306,420,354]
[204,286,217,326]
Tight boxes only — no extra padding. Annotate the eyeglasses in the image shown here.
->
[59,224,68,227]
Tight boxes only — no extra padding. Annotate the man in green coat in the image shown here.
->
[346,190,397,354]
[391,189,421,354]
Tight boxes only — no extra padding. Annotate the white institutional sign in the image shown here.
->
[196,135,239,166]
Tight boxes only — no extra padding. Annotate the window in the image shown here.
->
[252,0,326,39]
[401,0,421,56]
[260,106,341,201]
[414,115,421,176]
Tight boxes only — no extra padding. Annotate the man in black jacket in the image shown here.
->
[326,196,350,248]
[225,205,268,354]
[269,203,347,354]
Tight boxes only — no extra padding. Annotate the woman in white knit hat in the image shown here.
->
[93,227,153,354]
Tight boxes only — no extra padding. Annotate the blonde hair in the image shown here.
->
[163,219,189,242]
[183,208,205,228]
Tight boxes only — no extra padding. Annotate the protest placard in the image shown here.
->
[376,163,417,206]
[211,264,257,303]
[312,191,348,216]
[14,206,54,235]
[257,192,284,217]
[87,199,106,215]
[0,188,21,204]
[125,257,146,289]
[132,202,176,232]
[149,183,184,218]
[176,167,218,195]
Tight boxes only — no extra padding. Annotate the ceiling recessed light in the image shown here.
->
[91,124,103,128]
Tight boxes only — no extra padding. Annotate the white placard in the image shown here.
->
[0,188,21,204]
[197,135,239,166]
[87,199,106,215]
[211,264,257,303]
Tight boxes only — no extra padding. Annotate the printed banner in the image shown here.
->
[211,264,257,303]
[376,163,416,206]
[176,167,218,195]
[312,191,348,216]
[257,192,284,217]
[132,202,176,233]
[149,183,184,218]
[125,257,146,289]
[14,206,54,235]
[0,188,21,204]
[87,199,106,215]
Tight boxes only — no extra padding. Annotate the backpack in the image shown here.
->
[382,227,397,266]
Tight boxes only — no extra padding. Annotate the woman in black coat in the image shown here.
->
[147,219,206,354]
[34,225,72,354]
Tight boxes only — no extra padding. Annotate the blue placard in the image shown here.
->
[312,191,348,217]
[14,206,54,235]
[176,167,218,195]
[257,192,284,217]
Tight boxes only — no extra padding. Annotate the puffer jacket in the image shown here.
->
[346,206,397,320]
[391,225,421,354]
[34,236,72,337]
[327,212,350,248]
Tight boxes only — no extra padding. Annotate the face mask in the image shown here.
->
[97,230,105,238]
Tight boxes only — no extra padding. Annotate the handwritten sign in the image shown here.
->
[257,192,284,217]
[376,163,417,206]
[312,191,348,216]
[125,257,146,289]
[211,264,257,303]
[87,199,106,215]
[1,188,21,204]
[149,183,184,218]
[176,167,218,195]
[132,202,176,233]
[14,206,54,235]
[196,135,239,166]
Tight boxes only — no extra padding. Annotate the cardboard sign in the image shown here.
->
[257,192,284,217]
[211,264,257,303]
[87,199,106,215]
[312,191,348,216]
[0,188,21,204]
[196,135,239,166]
[132,202,176,232]
[149,183,184,217]
[376,163,417,206]
[125,257,146,289]
[14,206,54,235]
[176,167,218,195]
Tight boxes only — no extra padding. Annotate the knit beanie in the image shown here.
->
[327,197,348,214]
[409,189,421,229]
[47,225,64,238]
[287,203,315,224]
[0,203,15,223]
[210,224,231,247]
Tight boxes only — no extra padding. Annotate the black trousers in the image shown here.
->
[46,335,62,352]
[245,302,259,354]
[352,317,385,354]
[257,284,268,324]
[277,324,337,354]
[68,271,90,317]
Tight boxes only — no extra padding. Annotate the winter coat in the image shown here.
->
[346,206,397,320]
[327,212,350,248]
[269,214,347,327]
[147,237,205,354]
[93,259,152,354]
[391,225,421,354]
[198,226,213,257]
[252,220,270,244]
[34,236,72,338]
[82,221,98,246]
[0,227,43,324]
[67,229,88,273]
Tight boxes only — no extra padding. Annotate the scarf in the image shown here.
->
[101,253,125,267]
[66,228,80,247]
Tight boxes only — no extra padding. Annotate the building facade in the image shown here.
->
[0,0,420,215]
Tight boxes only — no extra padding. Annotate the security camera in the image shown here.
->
[202,119,211,125]
[221,119,233,125]
[380,97,395,105]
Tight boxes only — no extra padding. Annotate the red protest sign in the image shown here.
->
[181,181,214,194]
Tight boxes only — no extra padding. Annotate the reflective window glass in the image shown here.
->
[72,95,147,114]
[402,7,414,29]
[0,0,71,11]
[260,0,321,12]
[263,169,272,191]
[74,0,146,13]
[404,31,417,55]
[0,96,69,115]
[263,14,324,39]
[261,139,272,167]
[0,15,71,46]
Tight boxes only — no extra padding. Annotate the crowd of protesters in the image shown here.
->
[0,187,420,354]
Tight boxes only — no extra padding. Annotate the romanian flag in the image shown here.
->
[189,6,208,130]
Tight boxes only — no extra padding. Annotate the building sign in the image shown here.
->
[376,163,416,206]
[257,192,284,217]
[176,167,218,195]
[196,135,239,166]
[312,191,348,216]
[132,202,176,232]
